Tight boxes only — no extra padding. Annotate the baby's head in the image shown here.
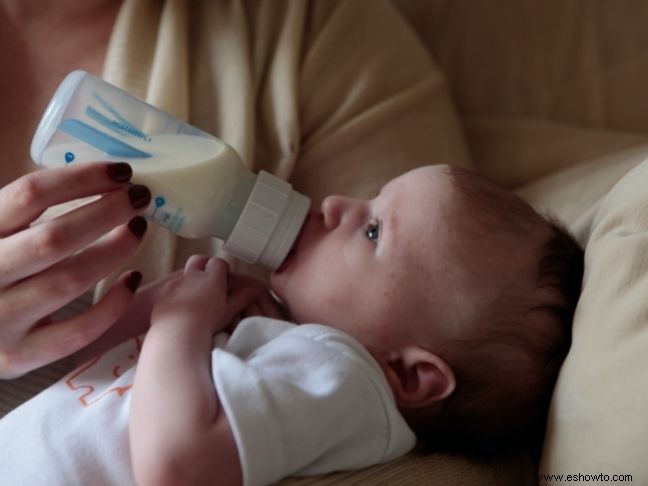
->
[270,165,583,454]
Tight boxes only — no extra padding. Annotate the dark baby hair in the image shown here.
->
[406,166,584,458]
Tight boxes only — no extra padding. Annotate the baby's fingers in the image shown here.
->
[227,273,267,293]
[184,254,210,273]
[205,257,230,275]
[255,292,288,320]
[226,287,265,322]
[205,257,231,291]
[243,304,262,318]
[226,272,287,320]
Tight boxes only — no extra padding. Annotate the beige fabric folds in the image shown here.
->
[395,0,648,135]
[96,0,471,296]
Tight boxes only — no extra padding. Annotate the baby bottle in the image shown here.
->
[30,71,310,271]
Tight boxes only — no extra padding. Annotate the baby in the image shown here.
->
[0,164,583,486]
[269,163,582,454]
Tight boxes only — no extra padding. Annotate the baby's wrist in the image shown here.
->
[149,315,214,342]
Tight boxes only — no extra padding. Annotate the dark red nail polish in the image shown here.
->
[106,163,132,183]
[125,271,143,293]
[128,216,148,239]
[128,185,151,209]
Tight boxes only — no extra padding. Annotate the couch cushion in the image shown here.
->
[517,144,648,232]
[518,148,648,484]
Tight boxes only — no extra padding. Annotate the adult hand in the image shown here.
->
[0,162,151,379]
[151,256,260,335]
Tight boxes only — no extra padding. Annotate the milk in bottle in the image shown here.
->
[31,71,310,270]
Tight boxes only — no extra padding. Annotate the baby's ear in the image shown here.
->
[381,347,456,409]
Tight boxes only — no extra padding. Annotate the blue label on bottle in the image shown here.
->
[146,195,185,233]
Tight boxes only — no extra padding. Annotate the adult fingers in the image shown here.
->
[0,220,147,332]
[15,270,143,378]
[0,186,150,289]
[0,162,134,236]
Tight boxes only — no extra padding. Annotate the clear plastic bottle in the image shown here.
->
[30,71,310,271]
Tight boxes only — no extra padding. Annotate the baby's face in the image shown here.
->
[269,165,487,355]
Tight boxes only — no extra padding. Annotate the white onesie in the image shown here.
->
[0,317,416,486]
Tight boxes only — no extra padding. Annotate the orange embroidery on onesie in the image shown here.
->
[65,336,143,408]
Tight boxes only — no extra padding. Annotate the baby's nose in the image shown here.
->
[321,195,347,230]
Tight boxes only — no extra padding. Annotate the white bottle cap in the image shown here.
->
[223,170,310,270]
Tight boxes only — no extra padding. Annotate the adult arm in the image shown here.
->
[68,270,181,367]
[71,270,285,366]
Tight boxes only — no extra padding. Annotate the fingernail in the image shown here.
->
[125,271,143,293]
[128,216,148,239]
[128,185,151,209]
[106,162,132,183]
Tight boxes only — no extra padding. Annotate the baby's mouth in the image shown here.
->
[274,212,314,274]
[276,246,297,274]
[275,239,299,274]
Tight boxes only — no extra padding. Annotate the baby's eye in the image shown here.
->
[365,222,380,243]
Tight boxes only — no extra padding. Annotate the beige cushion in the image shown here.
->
[517,147,648,484]
[517,144,648,232]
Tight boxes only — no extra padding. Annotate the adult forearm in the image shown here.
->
[70,271,182,366]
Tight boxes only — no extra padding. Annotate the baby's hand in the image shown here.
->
[151,256,259,335]
[227,273,289,322]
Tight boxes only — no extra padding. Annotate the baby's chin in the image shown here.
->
[265,284,304,324]
[268,274,290,305]
[269,261,298,291]
[268,271,283,295]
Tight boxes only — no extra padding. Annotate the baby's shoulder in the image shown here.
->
[230,317,378,373]
[280,322,365,353]
[233,317,354,347]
